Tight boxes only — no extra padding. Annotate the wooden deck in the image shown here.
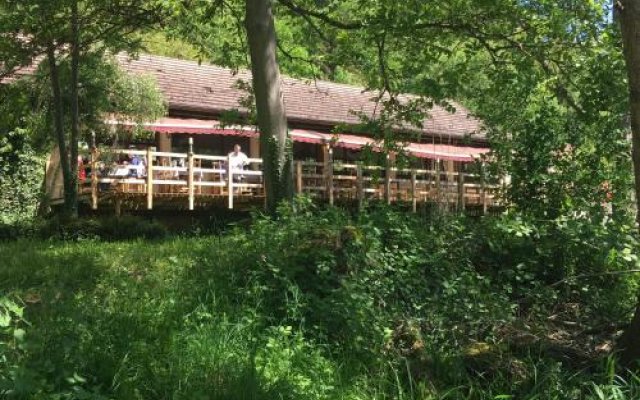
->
[76,148,500,214]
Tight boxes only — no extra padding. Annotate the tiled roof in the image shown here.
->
[116,53,485,141]
[2,53,485,142]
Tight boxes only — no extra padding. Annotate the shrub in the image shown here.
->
[469,214,640,323]
[35,215,168,241]
[232,200,515,367]
[0,133,45,226]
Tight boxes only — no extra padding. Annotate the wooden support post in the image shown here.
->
[324,146,334,205]
[388,152,397,179]
[446,160,455,211]
[480,162,487,215]
[457,170,465,212]
[356,162,364,210]
[295,161,303,194]
[227,153,234,209]
[384,154,391,204]
[195,159,202,195]
[187,138,194,210]
[146,147,153,210]
[249,136,260,170]
[445,161,455,181]
[411,169,417,213]
[435,159,441,207]
[91,146,98,210]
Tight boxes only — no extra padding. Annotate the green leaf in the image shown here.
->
[0,312,10,327]
[13,328,25,342]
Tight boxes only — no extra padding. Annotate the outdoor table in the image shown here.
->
[107,165,145,193]
[111,167,130,177]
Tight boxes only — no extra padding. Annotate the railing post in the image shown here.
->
[325,146,334,205]
[356,162,364,210]
[187,138,194,210]
[481,162,487,215]
[227,153,234,209]
[411,169,417,213]
[295,160,303,194]
[447,160,456,211]
[146,147,153,210]
[384,154,391,204]
[435,159,441,207]
[91,146,98,210]
[457,170,465,212]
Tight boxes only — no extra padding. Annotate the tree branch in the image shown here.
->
[277,0,364,30]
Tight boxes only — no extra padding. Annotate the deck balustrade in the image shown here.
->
[80,148,499,213]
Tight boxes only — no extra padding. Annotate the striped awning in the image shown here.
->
[105,117,489,162]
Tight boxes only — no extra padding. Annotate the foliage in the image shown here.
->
[0,205,639,398]
[36,215,169,242]
[138,31,201,61]
[0,0,167,215]
[0,54,165,224]
[0,296,31,397]
[34,53,167,145]
[0,130,45,226]
[0,215,169,242]
[0,80,48,226]
[0,0,163,62]
[451,23,633,219]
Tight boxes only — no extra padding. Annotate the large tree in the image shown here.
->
[615,0,640,367]
[245,0,292,211]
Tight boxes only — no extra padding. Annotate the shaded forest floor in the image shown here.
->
[2,202,640,399]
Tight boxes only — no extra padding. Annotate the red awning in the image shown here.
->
[105,117,489,162]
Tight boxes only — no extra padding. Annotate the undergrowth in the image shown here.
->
[1,198,639,399]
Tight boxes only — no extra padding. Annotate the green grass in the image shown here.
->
[1,203,640,399]
[0,237,342,399]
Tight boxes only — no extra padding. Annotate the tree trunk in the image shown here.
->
[245,0,293,213]
[46,44,75,218]
[617,0,640,367]
[68,0,80,217]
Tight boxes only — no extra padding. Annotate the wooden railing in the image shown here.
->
[82,148,499,212]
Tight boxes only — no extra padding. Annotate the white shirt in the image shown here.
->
[228,151,249,171]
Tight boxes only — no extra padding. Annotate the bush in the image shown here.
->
[0,133,45,226]
[226,200,515,368]
[468,214,640,323]
[0,222,37,241]
[35,215,168,241]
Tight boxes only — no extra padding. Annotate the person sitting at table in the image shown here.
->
[131,153,142,166]
[129,153,146,178]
